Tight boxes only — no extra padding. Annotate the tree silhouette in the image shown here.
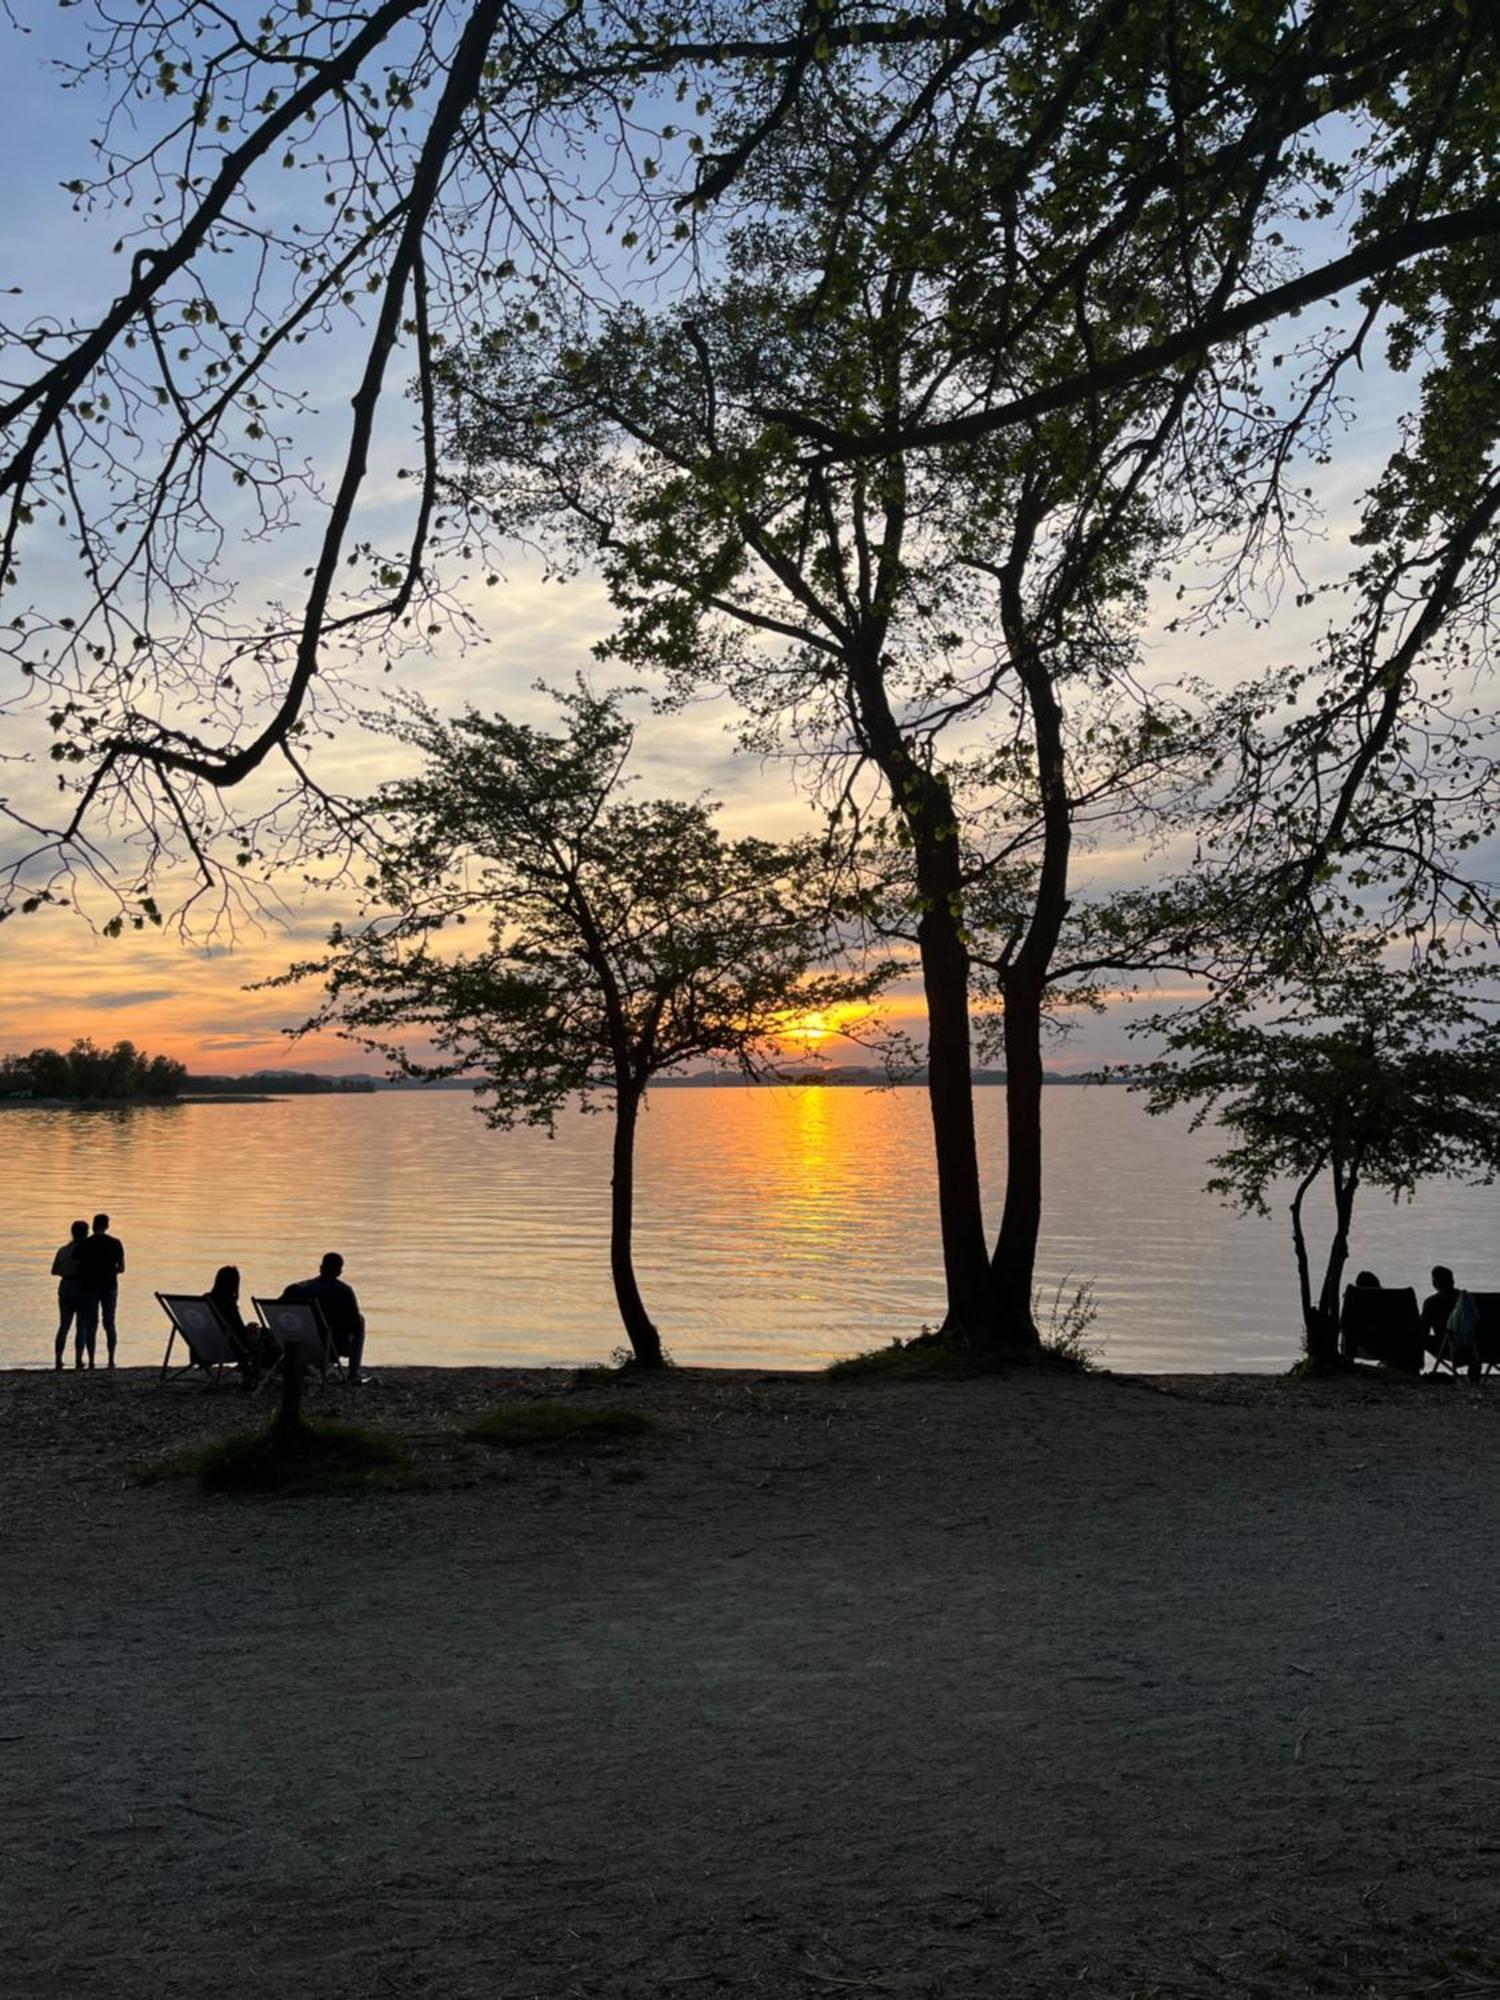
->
[274,685,887,1364]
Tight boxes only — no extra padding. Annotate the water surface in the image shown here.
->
[3,1086,1494,1371]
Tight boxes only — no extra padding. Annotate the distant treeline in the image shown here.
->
[187,1071,376,1095]
[0,1038,187,1101]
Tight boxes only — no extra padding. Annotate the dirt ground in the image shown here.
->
[3,1361,1499,2000]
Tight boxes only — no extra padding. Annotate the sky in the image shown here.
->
[0,5,1437,1077]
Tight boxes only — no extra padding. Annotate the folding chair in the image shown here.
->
[251,1296,343,1383]
[157,1292,240,1386]
[1432,1292,1500,1379]
[1339,1285,1423,1374]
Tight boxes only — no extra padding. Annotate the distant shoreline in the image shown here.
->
[0,1094,278,1109]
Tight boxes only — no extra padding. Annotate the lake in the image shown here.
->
[2,1085,1495,1372]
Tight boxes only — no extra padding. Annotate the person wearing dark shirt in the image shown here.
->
[281,1252,368,1383]
[76,1213,125,1369]
[1421,1265,1462,1370]
[50,1219,90,1370]
[208,1265,266,1386]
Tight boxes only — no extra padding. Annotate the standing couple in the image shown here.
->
[52,1214,125,1370]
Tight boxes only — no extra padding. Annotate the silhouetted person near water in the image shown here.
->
[281,1252,369,1383]
[76,1213,125,1369]
[1420,1265,1460,1367]
[208,1265,266,1386]
[50,1219,89,1369]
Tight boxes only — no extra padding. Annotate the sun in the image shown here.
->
[778,1004,864,1056]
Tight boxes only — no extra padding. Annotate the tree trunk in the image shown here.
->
[1289,1163,1329,1361]
[1313,1163,1358,1370]
[989,973,1045,1352]
[987,578,1069,1357]
[610,1086,665,1369]
[916,876,1001,1345]
[848,640,998,1347]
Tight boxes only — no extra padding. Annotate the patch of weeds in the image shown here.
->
[571,1346,674,1387]
[1036,1275,1102,1373]
[466,1400,655,1451]
[830,1281,1102,1382]
[135,1419,418,1496]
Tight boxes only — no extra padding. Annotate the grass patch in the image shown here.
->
[466,1400,655,1451]
[136,1418,418,1496]
[826,1331,986,1381]
[572,1346,675,1385]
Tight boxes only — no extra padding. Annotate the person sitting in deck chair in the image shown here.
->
[208,1265,271,1387]
[1420,1266,1462,1370]
[280,1252,369,1384]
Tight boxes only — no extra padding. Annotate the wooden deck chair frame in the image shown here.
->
[1432,1292,1500,1379]
[251,1295,345,1383]
[157,1292,240,1385]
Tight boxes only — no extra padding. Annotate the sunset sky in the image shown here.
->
[0,7,1420,1076]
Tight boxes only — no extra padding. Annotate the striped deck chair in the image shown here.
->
[157,1293,241,1386]
[251,1295,343,1383]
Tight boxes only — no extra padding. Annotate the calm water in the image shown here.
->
[3,1087,1496,1372]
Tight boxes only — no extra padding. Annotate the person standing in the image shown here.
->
[50,1219,90,1369]
[76,1212,126,1370]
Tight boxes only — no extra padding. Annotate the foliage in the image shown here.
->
[466,1401,654,1449]
[1130,945,1500,1362]
[0,1038,186,1102]
[272,682,886,1364]
[4,1,1499,930]
[278,683,884,1125]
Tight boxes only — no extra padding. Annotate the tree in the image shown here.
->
[0,1037,186,1099]
[437,140,1251,1350]
[1129,948,1500,1369]
[4,1,1497,925]
[275,685,886,1366]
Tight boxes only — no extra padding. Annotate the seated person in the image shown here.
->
[280,1251,368,1383]
[208,1265,270,1385]
[1420,1265,1461,1366]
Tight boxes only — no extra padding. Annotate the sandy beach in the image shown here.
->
[3,1362,1499,1998]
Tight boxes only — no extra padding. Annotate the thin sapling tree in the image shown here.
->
[275,685,886,1367]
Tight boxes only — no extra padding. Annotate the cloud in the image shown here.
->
[79,987,180,1012]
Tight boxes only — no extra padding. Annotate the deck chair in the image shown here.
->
[1339,1284,1423,1374]
[1432,1292,1500,1379]
[251,1295,343,1383]
[157,1292,240,1385]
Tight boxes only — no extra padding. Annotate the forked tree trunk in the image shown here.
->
[610,1086,665,1369]
[850,640,999,1347]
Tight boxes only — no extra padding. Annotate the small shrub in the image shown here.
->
[467,1401,655,1450]
[1036,1276,1102,1373]
[136,1419,414,1496]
